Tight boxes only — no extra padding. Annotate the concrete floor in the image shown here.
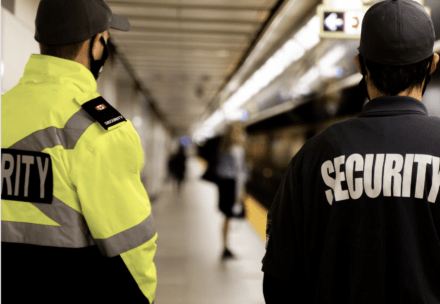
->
[151,156,266,304]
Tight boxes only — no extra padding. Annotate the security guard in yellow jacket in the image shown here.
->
[1,1,157,303]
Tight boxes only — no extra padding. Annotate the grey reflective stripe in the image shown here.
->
[95,213,156,257]
[31,196,90,229]
[1,197,96,248]
[9,109,94,151]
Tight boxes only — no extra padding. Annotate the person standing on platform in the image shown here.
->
[262,0,439,303]
[168,145,187,194]
[1,1,157,303]
[216,122,249,259]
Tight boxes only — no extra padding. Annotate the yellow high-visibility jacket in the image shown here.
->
[1,54,157,303]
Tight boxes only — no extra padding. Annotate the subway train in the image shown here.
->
[199,69,440,210]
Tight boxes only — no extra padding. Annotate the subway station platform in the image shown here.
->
[151,154,267,304]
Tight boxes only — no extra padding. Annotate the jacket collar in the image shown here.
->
[359,96,428,117]
[19,54,97,94]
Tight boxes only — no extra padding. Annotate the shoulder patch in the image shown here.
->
[81,96,126,130]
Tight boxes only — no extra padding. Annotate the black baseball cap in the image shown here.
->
[35,0,131,45]
[359,0,435,65]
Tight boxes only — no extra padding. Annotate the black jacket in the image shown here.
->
[263,96,440,304]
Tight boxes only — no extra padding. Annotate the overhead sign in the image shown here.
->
[318,0,368,39]
[318,0,430,39]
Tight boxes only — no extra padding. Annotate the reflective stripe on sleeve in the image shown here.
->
[2,196,96,248]
[9,109,94,151]
[95,214,156,257]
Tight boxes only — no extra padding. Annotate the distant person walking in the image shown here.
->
[168,145,187,194]
[216,122,248,259]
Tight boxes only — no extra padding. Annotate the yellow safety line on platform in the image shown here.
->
[243,195,268,242]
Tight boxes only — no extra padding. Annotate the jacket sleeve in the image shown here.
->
[72,121,157,303]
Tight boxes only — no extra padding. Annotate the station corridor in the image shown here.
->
[152,153,266,304]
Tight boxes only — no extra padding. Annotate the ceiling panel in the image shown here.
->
[107,0,285,136]
[113,42,249,53]
[110,6,178,17]
[108,0,277,6]
[181,9,269,21]
[111,31,251,43]
[128,19,260,33]
[121,50,240,59]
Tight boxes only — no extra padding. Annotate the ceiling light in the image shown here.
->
[217,50,230,57]
[222,16,321,114]
[332,0,363,10]
[282,40,305,62]
[224,108,249,121]
[132,116,143,129]
[203,110,225,129]
[318,45,347,71]
[294,16,321,50]
[195,16,322,141]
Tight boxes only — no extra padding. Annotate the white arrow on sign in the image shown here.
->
[324,13,344,31]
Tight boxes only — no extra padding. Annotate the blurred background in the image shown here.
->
[2,0,439,303]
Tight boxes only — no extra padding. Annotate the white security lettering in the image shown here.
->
[334,156,349,201]
[364,154,384,198]
[14,155,21,196]
[346,154,363,199]
[36,156,49,199]
[322,153,438,204]
[22,155,35,197]
[383,154,403,197]
[321,160,335,205]
[104,116,124,125]
[402,154,415,197]
[1,153,14,196]
[428,156,440,203]
[414,154,432,199]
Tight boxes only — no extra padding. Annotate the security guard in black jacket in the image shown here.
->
[262,1,440,303]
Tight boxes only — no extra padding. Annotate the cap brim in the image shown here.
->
[110,14,131,31]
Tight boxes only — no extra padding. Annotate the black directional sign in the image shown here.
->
[323,12,344,32]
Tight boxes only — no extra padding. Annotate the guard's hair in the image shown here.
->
[359,54,433,96]
[39,40,86,61]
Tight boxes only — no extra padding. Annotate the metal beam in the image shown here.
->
[124,58,232,64]
[111,32,250,42]
[118,53,238,60]
[122,62,229,69]
[112,41,248,51]
[129,26,254,37]
[106,2,272,11]
[115,65,229,73]
[111,42,244,52]
[120,15,263,26]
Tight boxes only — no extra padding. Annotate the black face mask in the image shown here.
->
[89,35,109,80]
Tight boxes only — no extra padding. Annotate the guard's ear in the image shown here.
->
[91,33,104,60]
[430,53,439,74]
